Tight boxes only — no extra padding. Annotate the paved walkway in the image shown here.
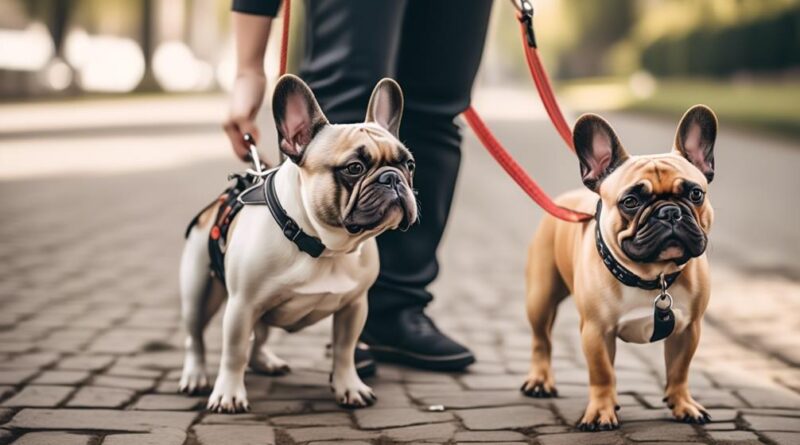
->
[0,95,799,444]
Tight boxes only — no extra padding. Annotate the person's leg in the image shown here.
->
[362,0,493,370]
[299,0,406,124]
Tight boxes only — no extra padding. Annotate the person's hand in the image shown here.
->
[224,72,267,161]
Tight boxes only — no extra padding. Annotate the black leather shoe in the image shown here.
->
[361,307,475,371]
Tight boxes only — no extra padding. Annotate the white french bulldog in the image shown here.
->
[178,74,418,413]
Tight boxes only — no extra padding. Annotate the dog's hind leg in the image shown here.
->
[179,225,225,395]
[248,320,290,375]
[522,219,568,398]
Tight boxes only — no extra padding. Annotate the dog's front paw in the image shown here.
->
[520,368,557,398]
[665,392,710,424]
[179,361,211,395]
[577,396,620,431]
[330,372,376,408]
[249,350,291,376]
[207,374,249,413]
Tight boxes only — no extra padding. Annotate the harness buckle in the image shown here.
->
[282,219,301,242]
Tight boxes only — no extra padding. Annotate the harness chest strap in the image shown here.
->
[238,170,326,258]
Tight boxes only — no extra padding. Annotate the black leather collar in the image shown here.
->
[239,170,326,258]
[594,200,680,291]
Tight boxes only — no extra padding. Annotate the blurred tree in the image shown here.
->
[558,0,637,78]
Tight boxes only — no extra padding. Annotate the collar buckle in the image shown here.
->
[282,219,301,242]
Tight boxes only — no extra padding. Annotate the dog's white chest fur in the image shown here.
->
[616,284,691,343]
[225,205,378,332]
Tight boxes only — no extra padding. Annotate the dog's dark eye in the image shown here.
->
[689,188,704,203]
[344,162,365,176]
[621,196,640,210]
[406,160,416,172]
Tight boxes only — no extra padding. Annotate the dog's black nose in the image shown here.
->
[656,205,682,222]
[377,170,400,188]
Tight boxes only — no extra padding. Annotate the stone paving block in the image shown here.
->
[417,390,542,409]
[0,387,14,401]
[133,394,204,411]
[104,366,162,379]
[536,425,573,434]
[31,370,90,385]
[0,370,37,385]
[57,355,115,371]
[452,430,528,442]
[0,407,14,423]
[5,409,197,432]
[0,352,61,369]
[740,408,800,417]
[286,426,378,442]
[201,413,265,425]
[736,387,800,409]
[92,375,156,391]
[1,385,73,408]
[703,421,738,431]
[66,386,134,408]
[270,412,350,427]
[354,407,453,429]
[193,425,274,445]
[381,422,457,442]
[707,430,761,444]
[0,429,12,443]
[623,421,700,442]
[249,400,307,415]
[10,431,93,445]
[741,414,800,432]
[456,405,557,430]
[761,431,800,445]
[536,431,625,445]
[459,374,522,390]
[102,429,187,445]
[307,442,370,445]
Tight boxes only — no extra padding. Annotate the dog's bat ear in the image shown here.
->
[573,114,629,192]
[365,78,403,137]
[272,74,329,164]
[674,105,717,183]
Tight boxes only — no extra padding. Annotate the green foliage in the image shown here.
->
[641,6,800,76]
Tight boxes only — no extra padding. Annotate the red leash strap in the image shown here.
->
[279,0,291,76]
[462,107,592,222]
[517,16,575,151]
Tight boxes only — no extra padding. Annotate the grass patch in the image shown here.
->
[559,77,800,138]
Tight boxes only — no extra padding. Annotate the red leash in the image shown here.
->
[461,0,591,221]
[276,0,592,222]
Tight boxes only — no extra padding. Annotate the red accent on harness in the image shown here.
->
[210,226,221,240]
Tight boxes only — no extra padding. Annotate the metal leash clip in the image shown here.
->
[654,273,674,312]
[510,0,537,48]
[243,133,270,180]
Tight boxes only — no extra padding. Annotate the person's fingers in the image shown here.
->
[223,121,249,161]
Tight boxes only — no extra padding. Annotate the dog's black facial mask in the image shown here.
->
[339,79,417,234]
[619,184,708,265]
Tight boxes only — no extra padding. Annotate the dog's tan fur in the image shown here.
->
[523,106,718,429]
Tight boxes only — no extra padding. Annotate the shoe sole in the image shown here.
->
[368,344,475,372]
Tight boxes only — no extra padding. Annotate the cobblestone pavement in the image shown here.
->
[1,96,799,444]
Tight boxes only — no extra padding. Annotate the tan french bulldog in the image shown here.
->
[178,75,417,413]
[521,105,718,430]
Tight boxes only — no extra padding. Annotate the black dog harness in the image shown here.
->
[594,200,678,342]
[185,169,326,284]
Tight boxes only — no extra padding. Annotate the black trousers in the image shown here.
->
[300,0,493,317]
